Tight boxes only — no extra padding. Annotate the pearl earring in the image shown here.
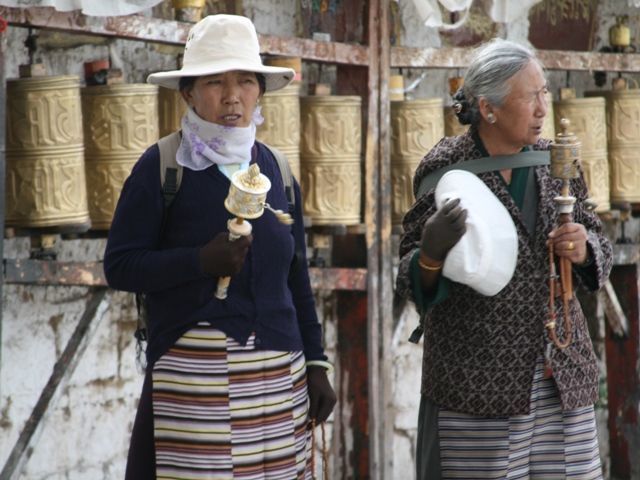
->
[488,113,496,124]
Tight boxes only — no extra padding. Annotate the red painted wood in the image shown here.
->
[606,264,639,479]
[336,291,370,479]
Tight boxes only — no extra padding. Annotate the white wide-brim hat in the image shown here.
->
[147,14,295,92]
[435,170,518,296]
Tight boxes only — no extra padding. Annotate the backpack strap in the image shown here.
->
[158,131,183,208]
[416,150,551,200]
[263,143,295,215]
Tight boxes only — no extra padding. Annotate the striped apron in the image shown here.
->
[418,355,602,479]
[152,322,312,480]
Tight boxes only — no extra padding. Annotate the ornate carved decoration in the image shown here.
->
[5,75,91,230]
[586,89,640,203]
[299,96,362,225]
[554,97,609,211]
[82,84,159,229]
[255,83,301,179]
[391,99,444,225]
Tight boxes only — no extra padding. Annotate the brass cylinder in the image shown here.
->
[255,83,301,180]
[299,96,362,225]
[82,84,159,230]
[391,99,444,225]
[158,86,187,138]
[586,89,640,204]
[5,75,91,231]
[553,97,609,212]
[390,75,405,101]
[541,91,556,141]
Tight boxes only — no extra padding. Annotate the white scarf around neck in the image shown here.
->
[176,105,264,170]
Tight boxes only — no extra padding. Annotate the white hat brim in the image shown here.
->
[147,62,295,92]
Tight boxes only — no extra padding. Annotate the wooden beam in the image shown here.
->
[0,288,112,480]
[391,45,640,73]
[0,9,7,387]
[3,259,367,291]
[377,1,394,479]
[0,6,369,65]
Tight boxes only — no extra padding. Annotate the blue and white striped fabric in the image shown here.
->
[437,357,602,479]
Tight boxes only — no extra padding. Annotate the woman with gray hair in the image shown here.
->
[396,38,611,479]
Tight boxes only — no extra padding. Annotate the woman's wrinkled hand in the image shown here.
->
[199,232,253,277]
[547,222,589,264]
[419,197,468,261]
[307,366,337,424]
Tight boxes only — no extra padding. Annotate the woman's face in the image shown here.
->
[181,70,262,128]
[491,61,548,149]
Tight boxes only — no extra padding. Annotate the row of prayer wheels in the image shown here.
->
[391,87,640,224]
[5,73,364,231]
[5,76,159,232]
[8,72,638,233]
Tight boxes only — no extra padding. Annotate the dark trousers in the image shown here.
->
[416,394,443,480]
[125,370,156,480]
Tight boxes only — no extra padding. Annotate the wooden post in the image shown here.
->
[606,255,640,479]
[0,14,6,390]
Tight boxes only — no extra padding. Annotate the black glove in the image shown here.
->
[199,232,253,278]
[419,197,467,261]
[307,367,337,424]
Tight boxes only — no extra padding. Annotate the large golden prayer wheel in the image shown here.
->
[82,84,159,230]
[5,75,91,231]
[586,89,640,203]
[158,86,187,138]
[299,96,362,225]
[392,99,444,225]
[255,83,301,180]
[554,97,610,212]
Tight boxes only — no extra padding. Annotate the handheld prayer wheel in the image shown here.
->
[255,83,301,180]
[546,118,581,354]
[391,98,444,225]
[299,95,362,226]
[586,89,640,203]
[553,96,609,212]
[5,75,91,231]
[81,84,159,230]
[158,86,188,138]
[216,164,293,299]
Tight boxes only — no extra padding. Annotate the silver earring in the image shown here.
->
[256,98,261,104]
[488,113,495,124]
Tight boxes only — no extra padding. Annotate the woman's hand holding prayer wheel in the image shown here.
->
[199,232,253,278]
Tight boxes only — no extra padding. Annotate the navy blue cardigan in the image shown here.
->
[104,141,326,367]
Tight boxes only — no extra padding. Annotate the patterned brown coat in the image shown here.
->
[396,130,613,417]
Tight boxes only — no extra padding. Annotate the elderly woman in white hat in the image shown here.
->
[396,38,612,480]
[104,14,336,480]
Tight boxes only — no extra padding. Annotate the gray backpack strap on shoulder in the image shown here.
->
[158,131,183,208]
[416,150,551,199]
[263,143,295,214]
